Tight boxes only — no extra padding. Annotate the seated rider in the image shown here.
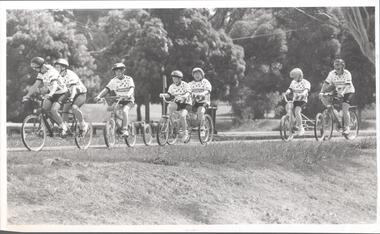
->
[22,57,69,135]
[159,70,192,142]
[319,59,355,135]
[94,63,135,137]
[188,67,212,137]
[54,58,89,135]
[283,68,311,136]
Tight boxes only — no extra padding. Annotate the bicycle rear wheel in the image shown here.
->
[157,118,169,146]
[124,123,137,147]
[103,119,116,148]
[316,109,333,141]
[183,118,192,144]
[75,122,93,149]
[142,123,153,146]
[343,110,359,140]
[199,114,213,145]
[21,114,46,151]
[280,115,293,141]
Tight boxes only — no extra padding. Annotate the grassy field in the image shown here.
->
[7,137,377,225]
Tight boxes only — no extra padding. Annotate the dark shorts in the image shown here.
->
[293,101,306,109]
[342,93,355,105]
[192,102,209,112]
[47,93,68,105]
[119,100,135,108]
[175,102,191,111]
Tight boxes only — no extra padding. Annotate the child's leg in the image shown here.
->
[122,104,131,129]
[179,108,188,131]
[197,105,206,129]
[294,106,303,128]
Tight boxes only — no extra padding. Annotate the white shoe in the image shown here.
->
[343,128,350,135]
[61,124,69,137]
[121,128,129,137]
[200,129,206,138]
[182,130,189,142]
[298,127,305,136]
[80,122,89,134]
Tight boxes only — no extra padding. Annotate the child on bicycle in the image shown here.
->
[22,56,69,135]
[319,58,355,135]
[188,67,212,137]
[94,63,135,137]
[283,68,311,136]
[54,58,89,136]
[159,70,192,142]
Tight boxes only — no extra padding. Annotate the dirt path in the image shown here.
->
[7,138,377,225]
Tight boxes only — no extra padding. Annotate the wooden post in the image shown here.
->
[162,66,167,115]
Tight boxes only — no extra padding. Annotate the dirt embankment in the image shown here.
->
[7,138,377,224]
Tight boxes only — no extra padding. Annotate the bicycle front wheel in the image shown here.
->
[142,123,153,146]
[124,123,137,147]
[167,120,178,145]
[199,114,214,145]
[75,122,93,150]
[280,115,293,141]
[21,114,46,151]
[344,110,359,140]
[156,118,169,146]
[103,119,116,148]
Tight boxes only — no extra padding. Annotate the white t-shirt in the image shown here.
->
[62,70,87,94]
[288,79,311,102]
[189,78,212,105]
[106,75,135,102]
[167,81,192,105]
[325,69,355,95]
[36,64,67,94]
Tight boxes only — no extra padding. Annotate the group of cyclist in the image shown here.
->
[22,56,355,140]
[22,57,213,141]
[284,58,355,136]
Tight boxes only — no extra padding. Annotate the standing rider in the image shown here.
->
[54,58,89,135]
[94,63,135,137]
[188,67,212,137]
[22,57,68,135]
[283,68,311,136]
[159,70,192,142]
[319,58,355,134]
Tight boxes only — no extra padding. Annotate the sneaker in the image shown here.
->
[343,127,350,135]
[79,122,89,136]
[298,127,305,136]
[292,126,300,132]
[61,125,68,137]
[200,127,206,138]
[182,130,189,142]
[121,127,129,137]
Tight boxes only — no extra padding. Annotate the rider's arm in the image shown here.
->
[25,79,42,98]
[126,87,134,97]
[69,85,77,100]
[96,88,109,99]
[47,80,58,97]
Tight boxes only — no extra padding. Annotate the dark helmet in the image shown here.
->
[54,58,69,67]
[30,57,45,68]
[112,63,126,71]
[333,58,345,68]
[171,70,183,78]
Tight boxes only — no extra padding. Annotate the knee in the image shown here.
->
[122,107,129,115]
[180,110,187,118]
[72,105,79,111]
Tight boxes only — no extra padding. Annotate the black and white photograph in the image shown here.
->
[0,0,378,232]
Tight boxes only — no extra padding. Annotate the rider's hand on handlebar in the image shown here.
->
[94,96,101,102]
[22,95,30,102]
[43,94,52,100]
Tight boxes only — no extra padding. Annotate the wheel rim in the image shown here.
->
[104,119,116,147]
[314,113,325,141]
[280,115,293,141]
[143,124,153,145]
[21,115,46,151]
[125,123,137,147]
[323,110,333,140]
[199,115,213,144]
[75,122,93,149]
[345,111,359,140]
[157,120,169,146]
[167,120,178,145]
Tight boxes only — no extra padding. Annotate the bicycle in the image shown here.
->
[314,93,359,141]
[279,93,315,141]
[156,95,214,146]
[99,96,153,147]
[21,95,93,151]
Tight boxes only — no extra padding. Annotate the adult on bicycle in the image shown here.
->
[54,58,89,135]
[188,67,212,138]
[22,56,69,135]
[319,58,355,135]
[159,70,192,142]
[283,68,311,136]
[94,63,135,137]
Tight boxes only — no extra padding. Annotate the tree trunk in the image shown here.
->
[145,94,151,123]
[136,103,142,121]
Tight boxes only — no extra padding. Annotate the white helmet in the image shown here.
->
[192,67,205,77]
[289,68,303,79]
